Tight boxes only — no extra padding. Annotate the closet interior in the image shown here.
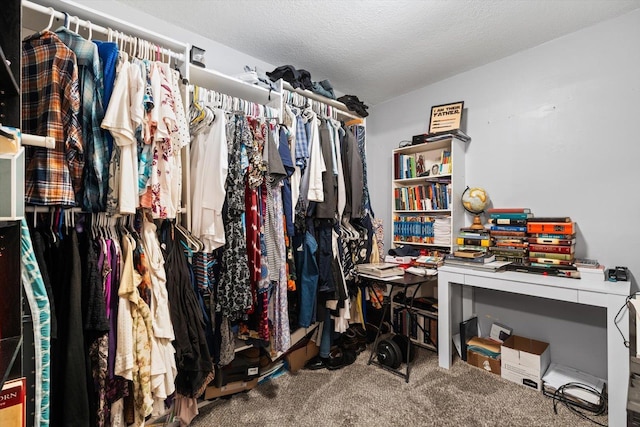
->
[7,1,376,426]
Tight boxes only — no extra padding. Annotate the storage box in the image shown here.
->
[285,338,319,373]
[203,378,258,400]
[467,349,501,375]
[0,147,24,220]
[501,335,550,391]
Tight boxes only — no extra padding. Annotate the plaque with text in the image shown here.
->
[428,101,464,134]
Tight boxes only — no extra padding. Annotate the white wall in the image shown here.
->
[367,9,640,377]
[368,9,640,282]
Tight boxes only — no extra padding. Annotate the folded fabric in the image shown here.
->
[388,245,421,257]
[337,94,369,117]
[466,336,501,358]
[311,80,336,99]
[266,65,313,90]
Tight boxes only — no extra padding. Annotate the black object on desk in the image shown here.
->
[357,272,436,382]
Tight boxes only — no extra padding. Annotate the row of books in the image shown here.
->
[392,215,436,244]
[392,306,438,347]
[392,215,453,246]
[393,182,451,211]
[393,149,452,180]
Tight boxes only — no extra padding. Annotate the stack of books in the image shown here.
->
[526,217,576,268]
[487,208,532,265]
[455,227,491,254]
[355,262,405,278]
[444,252,496,268]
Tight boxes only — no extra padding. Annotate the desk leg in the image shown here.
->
[438,271,466,369]
[438,279,452,369]
[607,294,629,427]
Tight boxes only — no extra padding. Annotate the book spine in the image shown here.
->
[528,233,576,239]
[529,257,574,266]
[528,244,574,254]
[489,212,531,219]
[527,217,571,223]
[527,222,575,234]
[489,230,526,237]
[488,218,528,226]
[529,251,573,261]
[456,237,490,247]
[487,208,531,214]
[490,225,527,232]
[527,237,575,245]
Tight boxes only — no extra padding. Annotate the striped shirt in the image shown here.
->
[22,31,84,206]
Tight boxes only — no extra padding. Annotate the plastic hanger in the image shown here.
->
[86,21,92,41]
[43,7,55,32]
[73,16,80,34]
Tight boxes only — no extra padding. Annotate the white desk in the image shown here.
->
[437,266,631,427]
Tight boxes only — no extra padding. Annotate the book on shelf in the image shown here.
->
[446,259,512,271]
[355,263,405,277]
[488,230,526,237]
[489,212,533,220]
[488,218,528,226]
[456,237,491,247]
[528,251,573,261]
[453,249,486,258]
[527,217,572,223]
[505,263,580,279]
[529,257,574,266]
[489,225,527,232]
[445,253,496,264]
[487,208,531,214]
[528,233,575,240]
[528,237,575,246]
[528,243,574,254]
[527,222,575,235]
[0,377,25,427]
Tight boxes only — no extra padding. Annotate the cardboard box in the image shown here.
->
[285,338,319,373]
[467,349,501,375]
[204,378,258,400]
[501,335,550,391]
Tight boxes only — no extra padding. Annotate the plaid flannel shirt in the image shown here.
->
[22,31,84,206]
[56,28,108,212]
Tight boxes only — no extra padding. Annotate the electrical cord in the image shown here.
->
[552,382,607,426]
[614,292,639,349]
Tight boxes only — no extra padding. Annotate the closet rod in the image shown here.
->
[22,0,186,61]
[282,82,362,121]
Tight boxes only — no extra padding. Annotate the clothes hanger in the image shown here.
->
[73,16,80,34]
[42,7,55,32]
[85,20,92,41]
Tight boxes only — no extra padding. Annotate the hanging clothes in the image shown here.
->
[190,109,228,251]
[55,27,108,212]
[161,221,215,398]
[217,115,252,319]
[22,30,84,207]
[20,219,51,427]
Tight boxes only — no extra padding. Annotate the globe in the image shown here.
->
[461,186,489,230]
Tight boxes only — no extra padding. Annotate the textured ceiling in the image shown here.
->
[114,0,640,105]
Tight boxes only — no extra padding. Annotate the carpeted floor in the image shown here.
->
[190,347,605,426]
